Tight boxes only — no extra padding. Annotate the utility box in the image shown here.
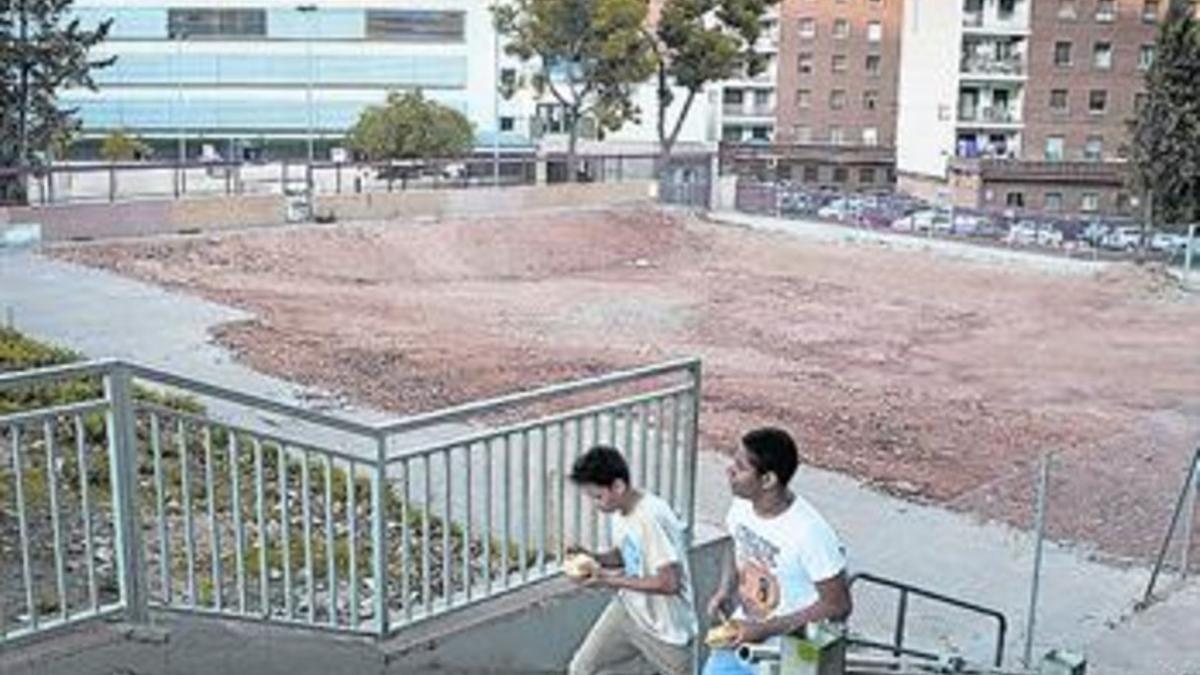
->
[1040,649,1087,675]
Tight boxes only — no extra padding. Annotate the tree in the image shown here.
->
[347,90,474,162]
[492,0,657,182]
[1126,0,1200,233]
[0,0,113,203]
[99,129,152,162]
[650,0,778,166]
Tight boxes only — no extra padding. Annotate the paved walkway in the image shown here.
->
[1,247,1195,674]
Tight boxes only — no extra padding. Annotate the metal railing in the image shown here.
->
[0,357,702,644]
[847,572,1009,668]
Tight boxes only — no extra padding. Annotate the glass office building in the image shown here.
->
[65,1,513,159]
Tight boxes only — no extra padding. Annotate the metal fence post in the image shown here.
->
[1181,453,1198,578]
[372,434,390,636]
[104,364,148,623]
[108,166,117,203]
[1023,451,1052,668]
[683,360,702,544]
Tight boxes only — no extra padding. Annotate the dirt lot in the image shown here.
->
[55,207,1200,564]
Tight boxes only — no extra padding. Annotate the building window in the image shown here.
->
[1093,42,1112,70]
[1143,0,1160,22]
[751,126,771,141]
[862,90,879,110]
[722,126,743,142]
[1140,44,1156,70]
[1095,0,1116,22]
[833,167,849,183]
[830,126,845,145]
[723,89,744,105]
[365,10,466,42]
[1089,89,1108,114]
[1050,89,1069,112]
[167,8,266,38]
[998,0,1016,18]
[798,52,814,74]
[830,89,847,110]
[1006,192,1025,208]
[796,89,812,108]
[1081,193,1100,212]
[799,18,816,38]
[859,167,876,184]
[803,165,820,182]
[833,18,850,39]
[1084,136,1103,161]
[1045,136,1065,161]
[1058,0,1077,19]
[865,54,882,76]
[795,126,813,143]
[862,127,879,146]
[1054,41,1073,66]
[499,116,514,132]
[867,21,882,42]
[832,54,848,73]
[1045,193,1063,212]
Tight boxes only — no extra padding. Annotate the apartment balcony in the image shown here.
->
[723,103,776,119]
[962,5,1030,35]
[959,55,1026,80]
[957,106,1022,127]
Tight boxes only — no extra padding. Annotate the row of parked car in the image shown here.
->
[774,186,1193,256]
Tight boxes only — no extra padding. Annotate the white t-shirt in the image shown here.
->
[610,491,699,646]
[725,494,846,626]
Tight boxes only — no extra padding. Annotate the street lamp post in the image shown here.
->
[296,4,317,166]
[492,21,501,187]
[175,31,187,195]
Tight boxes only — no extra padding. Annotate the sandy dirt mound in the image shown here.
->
[55,208,1200,563]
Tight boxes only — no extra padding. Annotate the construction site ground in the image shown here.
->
[2,204,1197,672]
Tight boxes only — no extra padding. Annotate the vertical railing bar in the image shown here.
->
[301,450,315,624]
[605,411,619,549]
[422,453,432,615]
[324,454,337,627]
[519,429,529,582]
[654,397,666,495]
[254,439,268,616]
[77,415,100,612]
[12,425,38,629]
[229,433,246,614]
[684,367,702,539]
[590,415,601,551]
[44,420,68,621]
[442,449,452,608]
[573,417,583,549]
[348,459,359,628]
[482,440,492,596]
[372,435,389,636]
[463,444,473,602]
[623,403,635,485]
[402,457,412,623]
[668,395,682,513]
[894,589,909,659]
[105,366,147,623]
[204,425,222,611]
[180,419,196,607]
[538,427,548,575]
[501,434,510,588]
[280,444,293,620]
[638,401,650,490]
[556,421,566,565]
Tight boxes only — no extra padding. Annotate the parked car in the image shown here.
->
[1080,221,1111,247]
[1100,226,1143,251]
[1005,221,1064,247]
[892,209,951,233]
[1150,232,1190,255]
[817,197,860,221]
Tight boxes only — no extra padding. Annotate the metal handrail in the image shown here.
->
[848,572,1009,668]
[1141,447,1200,606]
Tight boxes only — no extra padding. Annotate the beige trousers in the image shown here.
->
[568,599,693,675]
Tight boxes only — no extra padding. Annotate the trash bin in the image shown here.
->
[285,190,311,223]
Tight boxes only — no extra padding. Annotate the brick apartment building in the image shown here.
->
[719,0,1173,216]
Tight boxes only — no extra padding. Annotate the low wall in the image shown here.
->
[0,181,658,244]
[314,181,656,223]
[3,536,728,675]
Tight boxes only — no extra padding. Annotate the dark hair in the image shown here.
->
[569,445,630,487]
[741,427,799,487]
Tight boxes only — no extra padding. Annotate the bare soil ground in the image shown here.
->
[54,208,1200,565]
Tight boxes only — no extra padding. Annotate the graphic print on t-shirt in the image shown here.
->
[733,523,781,619]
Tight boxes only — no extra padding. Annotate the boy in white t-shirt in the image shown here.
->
[566,445,698,675]
[702,427,852,675]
